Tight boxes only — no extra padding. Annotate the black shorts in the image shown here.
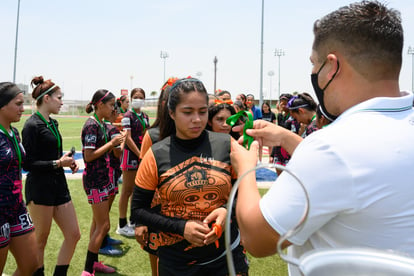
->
[25,172,71,206]
[158,244,249,276]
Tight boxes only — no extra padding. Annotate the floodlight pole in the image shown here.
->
[268,70,275,106]
[213,56,218,93]
[259,0,265,108]
[13,0,21,83]
[160,51,169,83]
[274,48,285,100]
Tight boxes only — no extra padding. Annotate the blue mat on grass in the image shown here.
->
[256,168,277,182]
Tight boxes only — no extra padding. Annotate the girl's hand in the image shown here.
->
[298,123,307,136]
[70,161,79,174]
[111,130,126,147]
[135,225,148,247]
[203,207,226,246]
[58,152,75,167]
[183,220,210,247]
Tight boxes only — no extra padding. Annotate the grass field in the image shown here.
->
[4,114,289,276]
[3,180,288,275]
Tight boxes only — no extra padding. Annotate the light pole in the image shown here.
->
[130,75,134,90]
[13,0,21,83]
[259,0,265,108]
[213,56,218,94]
[274,48,285,100]
[408,46,414,93]
[160,51,169,82]
[268,70,274,107]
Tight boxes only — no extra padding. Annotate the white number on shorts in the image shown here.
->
[19,213,33,229]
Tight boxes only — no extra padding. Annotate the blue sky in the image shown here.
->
[1,0,414,101]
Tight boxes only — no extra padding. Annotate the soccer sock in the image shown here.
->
[100,234,109,249]
[53,264,69,276]
[33,266,44,276]
[84,250,98,273]
[119,217,127,228]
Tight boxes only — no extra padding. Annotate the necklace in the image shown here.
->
[93,113,108,143]
[36,111,61,149]
[131,109,146,132]
[0,124,21,170]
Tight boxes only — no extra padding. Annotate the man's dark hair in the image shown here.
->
[313,1,403,80]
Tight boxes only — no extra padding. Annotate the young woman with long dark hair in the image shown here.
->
[131,78,248,275]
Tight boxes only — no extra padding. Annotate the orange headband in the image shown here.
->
[214,99,233,105]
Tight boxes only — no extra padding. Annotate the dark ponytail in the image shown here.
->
[288,92,317,112]
[85,89,115,114]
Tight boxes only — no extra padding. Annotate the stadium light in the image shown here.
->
[274,48,285,99]
[160,51,169,82]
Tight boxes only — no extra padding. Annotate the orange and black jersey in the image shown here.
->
[131,130,240,264]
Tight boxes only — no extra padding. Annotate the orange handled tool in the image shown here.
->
[212,223,222,248]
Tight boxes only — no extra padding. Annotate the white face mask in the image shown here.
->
[131,99,145,109]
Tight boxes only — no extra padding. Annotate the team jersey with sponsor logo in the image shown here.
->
[0,127,25,207]
[81,117,110,189]
[122,110,149,151]
[106,122,121,169]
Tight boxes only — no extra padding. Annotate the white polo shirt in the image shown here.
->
[259,92,414,275]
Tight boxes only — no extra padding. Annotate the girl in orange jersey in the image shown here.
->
[131,78,248,275]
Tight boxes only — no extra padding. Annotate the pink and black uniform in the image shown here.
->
[81,116,114,204]
[302,118,319,138]
[106,121,121,194]
[0,127,33,248]
[271,114,300,166]
[120,110,149,170]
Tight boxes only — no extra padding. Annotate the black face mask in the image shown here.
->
[311,60,340,121]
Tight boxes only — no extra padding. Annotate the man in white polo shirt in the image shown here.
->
[231,1,414,275]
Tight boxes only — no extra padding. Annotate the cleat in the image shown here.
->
[93,261,115,274]
[107,235,123,245]
[116,225,135,237]
[99,245,123,256]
